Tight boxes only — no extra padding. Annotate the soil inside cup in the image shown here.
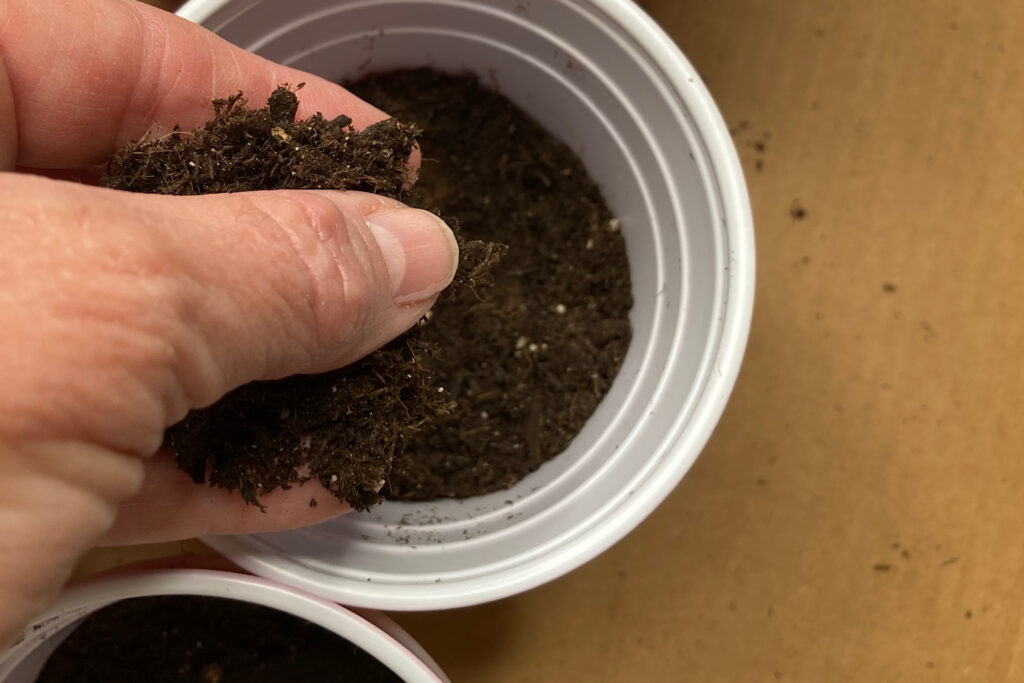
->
[102,69,631,507]
[349,70,632,500]
[34,596,402,683]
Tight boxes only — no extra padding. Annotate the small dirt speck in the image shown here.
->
[873,563,892,572]
[729,120,750,137]
[882,282,898,293]
[790,201,807,221]
[200,663,223,683]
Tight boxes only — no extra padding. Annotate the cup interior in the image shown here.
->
[0,619,79,683]
[181,0,753,609]
[0,571,446,683]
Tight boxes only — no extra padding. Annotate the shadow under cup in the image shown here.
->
[178,0,754,610]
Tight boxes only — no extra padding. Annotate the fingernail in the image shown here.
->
[367,208,459,304]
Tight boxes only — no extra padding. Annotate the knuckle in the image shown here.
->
[247,191,379,352]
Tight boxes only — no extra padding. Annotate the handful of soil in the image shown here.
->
[104,83,501,510]
[103,70,631,508]
[35,596,402,683]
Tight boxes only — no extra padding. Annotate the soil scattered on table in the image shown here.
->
[789,200,807,221]
[103,69,631,506]
[35,596,401,683]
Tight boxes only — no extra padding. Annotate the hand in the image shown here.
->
[0,0,458,644]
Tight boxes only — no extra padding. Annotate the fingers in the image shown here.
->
[0,439,145,646]
[0,172,456,640]
[0,174,457,457]
[0,0,388,169]
[102,452,350,545]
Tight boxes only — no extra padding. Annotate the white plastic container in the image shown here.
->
[177,0,755,609]
[0,570,448,683]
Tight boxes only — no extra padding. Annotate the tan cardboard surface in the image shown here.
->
[85,1,1024,680]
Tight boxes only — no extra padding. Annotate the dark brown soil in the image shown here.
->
[103,85,417,197]
[103,70,631,506]
[103,84,501,510]
[349,71,632,500]
[34,596,401,683]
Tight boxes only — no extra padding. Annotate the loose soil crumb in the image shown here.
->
[35,596,401,683]
[103,69,631,506]
[790,200,807,221]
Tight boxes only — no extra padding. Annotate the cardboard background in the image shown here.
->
[88,1,1024,679]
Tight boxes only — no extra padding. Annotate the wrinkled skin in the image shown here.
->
[0,0,457,645]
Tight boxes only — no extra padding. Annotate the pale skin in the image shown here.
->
[0,0,459,644]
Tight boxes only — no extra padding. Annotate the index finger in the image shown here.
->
[0,0,388,169]
[102,452,351,545]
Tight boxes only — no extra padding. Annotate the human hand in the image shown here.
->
[0,0,457,644]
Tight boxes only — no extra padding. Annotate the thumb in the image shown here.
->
[0,175,458,644]
[0,175,458,457]
[152,188,460,408]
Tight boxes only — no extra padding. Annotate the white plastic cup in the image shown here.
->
[176,0,755,609]
[0,570,448,683]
